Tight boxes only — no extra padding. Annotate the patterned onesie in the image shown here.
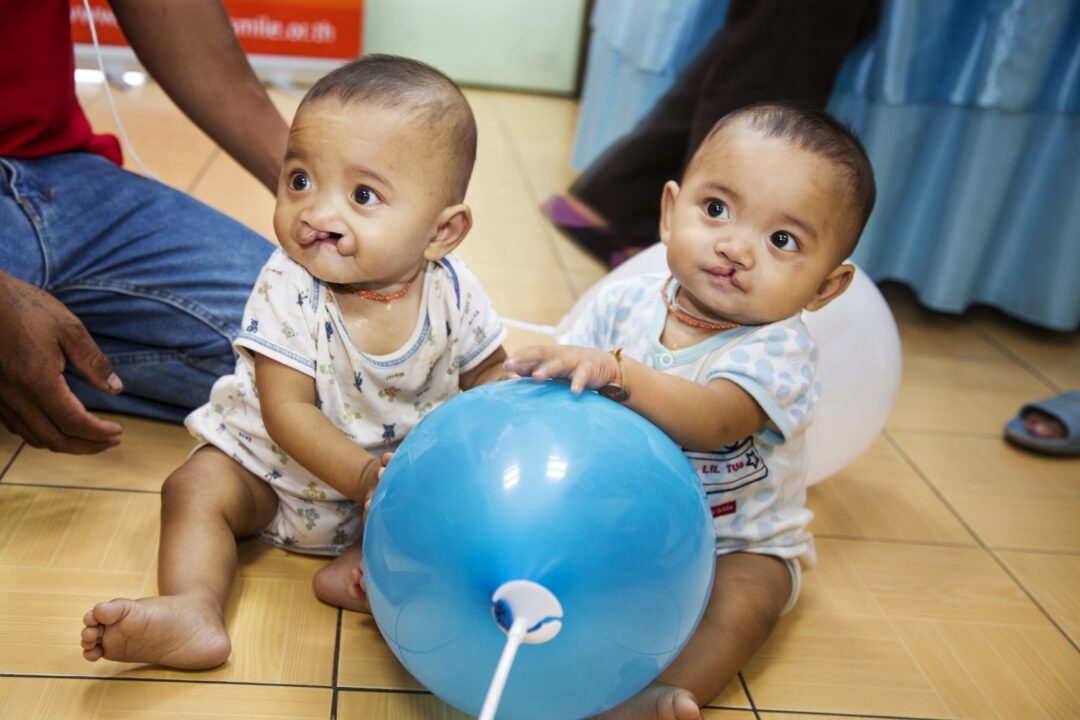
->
[185,249,506,555]
[566,273,821,607]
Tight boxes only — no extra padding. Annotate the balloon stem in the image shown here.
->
[479,615,529,720]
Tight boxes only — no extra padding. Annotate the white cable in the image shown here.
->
[82,0,576,340]
[478,616,529,720]
[82,0,159,180]
[500,318,560,336]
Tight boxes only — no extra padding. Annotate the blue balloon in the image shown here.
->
[363,379,715,719]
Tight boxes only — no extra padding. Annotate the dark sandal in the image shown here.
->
[1004,390,1080,456]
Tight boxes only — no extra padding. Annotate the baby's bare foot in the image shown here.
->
[80,595,230,670]
[594,682,702,720]
[313,544,370,612]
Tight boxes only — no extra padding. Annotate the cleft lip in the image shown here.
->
[706,265,742,290]
[299,228,344,246]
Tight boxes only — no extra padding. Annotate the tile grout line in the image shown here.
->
[329,608,343,720]
[884,430,1080,654]
[751,708,949,719]
[0,441,24,481]
[0,672,331,689]
[736,671,763,719]
[488,95,582,302]
[0,480,159,495]
[971,326,1064,394]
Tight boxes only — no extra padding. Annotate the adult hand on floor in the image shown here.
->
[0,270,123,454]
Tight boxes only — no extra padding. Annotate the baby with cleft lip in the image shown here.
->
[79,54,509,671]
[506,101,876,720]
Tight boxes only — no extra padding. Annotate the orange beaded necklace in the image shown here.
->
[661,276,741,332]
[349,266,423,303]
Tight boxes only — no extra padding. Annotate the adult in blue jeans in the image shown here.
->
[0,0,287,454]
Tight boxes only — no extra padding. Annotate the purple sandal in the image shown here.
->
[541,195,648,266]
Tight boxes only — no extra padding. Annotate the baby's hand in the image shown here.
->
[504,345,619,394]
[363,451,393,523]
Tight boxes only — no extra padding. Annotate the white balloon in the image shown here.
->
[556,243,901,485]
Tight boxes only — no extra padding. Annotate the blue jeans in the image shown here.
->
[0,152,274,423]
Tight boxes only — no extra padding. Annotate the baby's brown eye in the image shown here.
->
[770,231,800,253]
[352,185,382,207]
[706,199,728,219]
[289,172,310,191]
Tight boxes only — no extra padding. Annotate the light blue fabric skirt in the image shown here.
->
[573,0,1080,331]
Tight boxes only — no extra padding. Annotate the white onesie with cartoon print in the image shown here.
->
[185,249,506,555]
[566,273,819,569]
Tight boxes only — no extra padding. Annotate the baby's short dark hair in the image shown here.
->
[300,54,477,204]
[704,102,876,257]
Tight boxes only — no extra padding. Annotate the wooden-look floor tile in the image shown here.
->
[808,435,976,545]
[187,151,279,244]
[891,619,1080,719]
[4,415,191,492]
[0,677,330,719]
[0,485,158,574]
[703,710,757,719]
[0,484,336,685]
[337,611,424,690]
[704,678,752,709]
[885,287,1011,360]
[467,171,547,227]
[997,550,1080,645]
[974,315,1080,390]
[743,538,1066,717]
[886,354,1052,434]
[553,233,615,280]
[0,426,21,472]
[457,215,564,273]
[467,262,577,327]
[80,83,217,191]
[337,689,469,719]
[893,432,1080,551]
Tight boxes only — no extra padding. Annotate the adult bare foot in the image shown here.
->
[312,543,370,612]
[594,682,702,720]
[80,594,230,670]
[1023,408,1066,439]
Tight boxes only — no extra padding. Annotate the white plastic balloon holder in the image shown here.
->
[481,580,564,720]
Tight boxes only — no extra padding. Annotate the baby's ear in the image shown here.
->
[425,204,472,261]
[659,181,680,247]
[804,263,855,312]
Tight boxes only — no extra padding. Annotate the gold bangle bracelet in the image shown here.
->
[598,347,629,402]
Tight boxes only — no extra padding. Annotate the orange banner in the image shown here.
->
[71,0,363,60]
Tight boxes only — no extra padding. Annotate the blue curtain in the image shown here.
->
[573,0,1080,331]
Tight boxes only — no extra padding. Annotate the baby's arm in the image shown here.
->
[505,345,766,451]
[254,353,382,502]
[459,346,510,390]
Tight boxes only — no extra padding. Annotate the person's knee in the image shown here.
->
[714,554,792,631]
[161,461,214,512]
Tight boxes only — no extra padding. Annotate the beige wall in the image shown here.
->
[363,0,588,94]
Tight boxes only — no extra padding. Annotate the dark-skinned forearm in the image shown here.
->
[108,0,288,191]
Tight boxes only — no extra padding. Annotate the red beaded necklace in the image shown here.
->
[350,266,423,303]
[661,276,741,332]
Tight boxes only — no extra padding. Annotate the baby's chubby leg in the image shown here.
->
[596,553,792,720]
[80,447,278,669]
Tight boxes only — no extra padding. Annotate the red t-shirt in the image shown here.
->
[0,0,122,164]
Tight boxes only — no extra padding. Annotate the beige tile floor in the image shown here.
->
[1,80,1077,719]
